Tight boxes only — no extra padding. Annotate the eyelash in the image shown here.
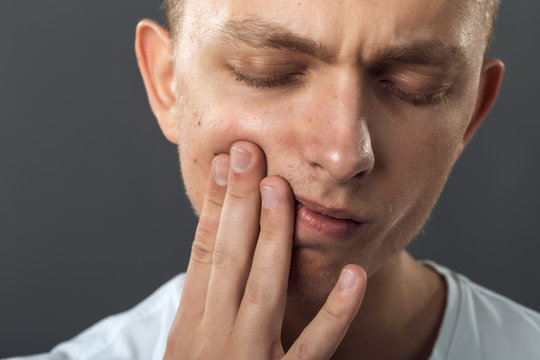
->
[232,70,448,106]
[380,81,448,106]
[232,70,303,89]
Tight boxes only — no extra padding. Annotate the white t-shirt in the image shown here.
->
[6,262,540,360]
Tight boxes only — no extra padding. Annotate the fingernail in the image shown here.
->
[339,269,358,290]
[261,186,278,209]
[214,159,228,186]
[231,147,251,173]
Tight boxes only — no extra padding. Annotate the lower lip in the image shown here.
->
[294,203,363,243]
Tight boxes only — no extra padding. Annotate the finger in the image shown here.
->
[203,141,267,326]
[285,265,367,360]
[175,154,229,323]
[234,176,294,343]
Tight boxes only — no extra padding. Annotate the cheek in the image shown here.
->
[178,93,301,213]
[372,111,465,216]
[197,90,304,163]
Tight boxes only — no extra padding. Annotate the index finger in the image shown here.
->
[175,155,229,322]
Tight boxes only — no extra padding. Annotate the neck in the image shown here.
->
[282,251,447,360]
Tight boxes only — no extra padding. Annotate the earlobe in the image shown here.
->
[135,19,178,144]
[461,58,505,149]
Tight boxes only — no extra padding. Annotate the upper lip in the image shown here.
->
[295,196,367,223]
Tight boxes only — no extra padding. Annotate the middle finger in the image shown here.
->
[202,141,267,327]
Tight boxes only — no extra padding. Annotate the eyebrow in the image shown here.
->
[374,39,466,69]
[218,18,466,69]
[218,18,334,62]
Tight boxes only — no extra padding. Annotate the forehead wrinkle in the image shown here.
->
[217,17,335,63]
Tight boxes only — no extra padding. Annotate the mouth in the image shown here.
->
[294,197,366,243]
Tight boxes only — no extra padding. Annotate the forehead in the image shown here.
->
[180,0,481,60]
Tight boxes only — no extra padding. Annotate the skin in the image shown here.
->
[135,0,504,358]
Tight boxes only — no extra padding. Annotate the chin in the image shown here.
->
[285,235,406,302]
[286,246,343,302]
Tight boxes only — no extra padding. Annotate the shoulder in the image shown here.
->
[427,262,540,360]
[6,273,186,360]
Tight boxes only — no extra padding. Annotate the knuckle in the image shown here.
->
[205,190,225,210]
[245,279,273,304]
[256,248,282,272]
[294,340,316,360]
[190,239,214,266]
[190,342,209,360]
[320,301,344,325]
[191,340,216,360]
[211,243,234,270]
[196,212,219,239]
[226,186,251,203]
[259,226,281,240]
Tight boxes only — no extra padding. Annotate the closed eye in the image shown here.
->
[379,79,450,106]
[232,70,304,89]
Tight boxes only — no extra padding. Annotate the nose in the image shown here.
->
[302,74,375,184]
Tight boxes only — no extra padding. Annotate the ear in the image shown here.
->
[458,58,505,154]
[135,19,178,144]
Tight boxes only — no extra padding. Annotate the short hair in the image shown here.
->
[162,0,501,50]
[162,0,183,38]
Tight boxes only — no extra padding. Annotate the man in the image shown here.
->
[8,0,540,359]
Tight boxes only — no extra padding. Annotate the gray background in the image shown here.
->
[0,0,538,357]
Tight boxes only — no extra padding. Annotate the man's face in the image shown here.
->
[172,0,488,300]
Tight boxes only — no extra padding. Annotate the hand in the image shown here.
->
[164,141,367,360]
